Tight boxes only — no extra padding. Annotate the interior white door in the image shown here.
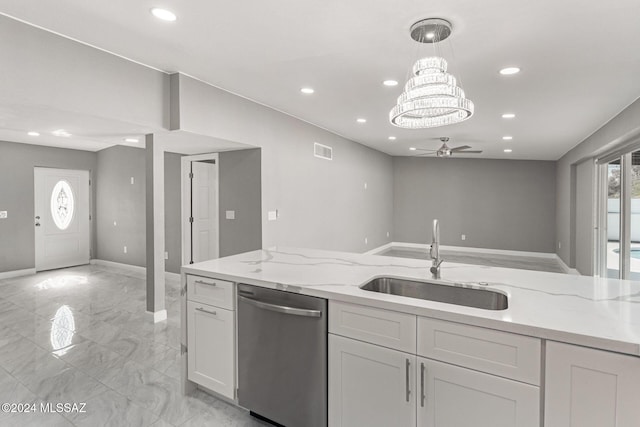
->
[191,161,218,263]
[34,168,90,271]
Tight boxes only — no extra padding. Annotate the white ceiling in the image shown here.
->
[1,0,640,159]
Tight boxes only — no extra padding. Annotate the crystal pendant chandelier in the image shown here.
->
[390,18,474,129]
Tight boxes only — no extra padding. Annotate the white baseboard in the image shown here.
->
[90,259,180,278]
[372,241,558,259]
[363,242,394,255]
[90,259,146,273]
[147,309,167,323]
[556,256,581,275]
[0,268,36,280]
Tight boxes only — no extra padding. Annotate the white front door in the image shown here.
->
[34,168,90,271]
[191,161,218,263]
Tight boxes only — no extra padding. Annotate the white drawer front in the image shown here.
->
[417,317,541,385]
[329,301,416,353]
[187,275,234,310]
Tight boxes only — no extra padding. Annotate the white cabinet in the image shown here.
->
[545,341,640,427]
[417,357,539,427]
[187,300,235,399]
[329,334,416,427]
[328,302,542,427]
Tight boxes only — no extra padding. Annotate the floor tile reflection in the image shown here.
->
[0,265,268,426]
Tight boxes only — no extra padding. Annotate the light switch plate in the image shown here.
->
[0,211,6,219]
[226,210,235,220]
[268,210,278,221]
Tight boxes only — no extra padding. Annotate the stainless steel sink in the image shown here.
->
[360,277,508,310]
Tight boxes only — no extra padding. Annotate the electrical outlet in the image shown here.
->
[364,237,368,245]
[461,234,466,241]
[113,221,117,226]
[386,231,390,238]
[364,182,368,190]
[123,246,127,254]
[165,251,169,260]
[226,210,235,220]
[0,211,7,219]
[558,241,561,249]
[130,177,135,185]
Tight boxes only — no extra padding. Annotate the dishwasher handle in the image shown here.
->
[238,295,322,318]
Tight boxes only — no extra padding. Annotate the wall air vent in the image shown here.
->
[314,142,333,160]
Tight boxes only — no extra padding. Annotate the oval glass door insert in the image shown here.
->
[50,180,75,230]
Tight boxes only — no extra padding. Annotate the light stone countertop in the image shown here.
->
[182,247,640,357]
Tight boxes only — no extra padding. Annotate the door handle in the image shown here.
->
[195,307,217,316]
[406,359,411,402]
[35,216,40,220]
[238,295,322,318]
[35,222,41,227]
[420,362,426,407]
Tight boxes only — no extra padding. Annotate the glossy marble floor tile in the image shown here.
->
[0,265,269,427]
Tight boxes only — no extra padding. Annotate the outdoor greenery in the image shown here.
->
[607,165,640,198]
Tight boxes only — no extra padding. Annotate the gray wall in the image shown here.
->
[96,146,147,268]
[575,161,594,274]
[164,152,183,273]
[393,157,556,253]
[95,146,183,273]
[0,141,97,273]
[172,73,394,253]
[556,97,640,273]
[0,14,168,130]
[219,149,263,257]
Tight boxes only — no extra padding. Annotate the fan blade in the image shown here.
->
[414,148,437,152]
[450,145,471,151]
[456,150,483,154]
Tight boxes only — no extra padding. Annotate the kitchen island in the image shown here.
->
[181,247,640,427]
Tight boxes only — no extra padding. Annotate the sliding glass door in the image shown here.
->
[598,149,640,280]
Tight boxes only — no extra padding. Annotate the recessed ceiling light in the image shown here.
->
[426,32,435,40]
[499,67,520,75]
[27,131,40,137]
[504,149,513,153]
[150,8,177,21]
[300,87,314,94]
[356,118,367,123]
[501,113,516,119]
[388,136,397,140]
[383,80,398,87]
[502,136,513,140]
[52,129,71,137]
[409,147,417,151]
[124,138,139,143]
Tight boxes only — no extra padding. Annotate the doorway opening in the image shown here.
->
[181,153,219,265]
[596,146,640,279]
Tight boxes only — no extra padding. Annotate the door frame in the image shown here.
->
[33,167,92,272]
[181,153,219,266]
[595,138,640,278]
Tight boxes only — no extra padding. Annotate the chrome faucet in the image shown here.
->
[429,219,443,279]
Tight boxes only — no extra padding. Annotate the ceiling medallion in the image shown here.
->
[390,18,474,129]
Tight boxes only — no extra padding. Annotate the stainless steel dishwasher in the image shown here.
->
[237,283,327,427]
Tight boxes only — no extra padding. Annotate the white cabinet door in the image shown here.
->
[329,334,416,427]
[545,341,640,427]
[417,357,539,427]
[187,301,234,399]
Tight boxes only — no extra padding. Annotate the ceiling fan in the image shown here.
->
[414,137,483,157]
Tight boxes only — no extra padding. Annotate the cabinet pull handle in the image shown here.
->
[196,307,217,316]
[420,362,426,407]
[405,359,411,402]
[195,280,216,287]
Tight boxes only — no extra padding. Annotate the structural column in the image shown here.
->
[145,134,167,322]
